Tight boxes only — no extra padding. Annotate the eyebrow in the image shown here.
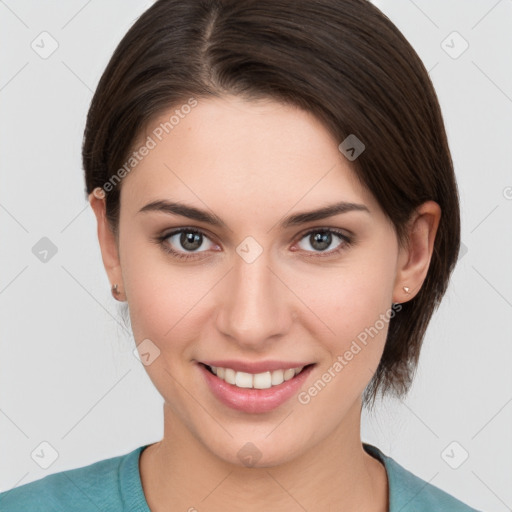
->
[137,199,370,229]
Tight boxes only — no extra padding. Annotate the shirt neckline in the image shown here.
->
[124,442,391,511]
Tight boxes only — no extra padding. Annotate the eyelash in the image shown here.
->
[154,227,353,261]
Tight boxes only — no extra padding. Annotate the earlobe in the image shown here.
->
[88,189,125,300]
[392,201,441,304]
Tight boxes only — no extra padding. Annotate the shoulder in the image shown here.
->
[363,443,482,512]
[0,445,149,512]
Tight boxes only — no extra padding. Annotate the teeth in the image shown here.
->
[253,371,272,389]
[235,371,253,388]
[208,365,305,389]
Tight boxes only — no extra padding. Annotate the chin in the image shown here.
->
[203,430,311,469]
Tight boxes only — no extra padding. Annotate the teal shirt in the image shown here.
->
[0,443,481,511]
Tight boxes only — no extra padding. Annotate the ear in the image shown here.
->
[392,200,441,304]
[88,189,125,301]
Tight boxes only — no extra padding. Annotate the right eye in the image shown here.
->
[157,227,218,260]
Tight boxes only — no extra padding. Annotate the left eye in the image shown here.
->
[296,229,349,254]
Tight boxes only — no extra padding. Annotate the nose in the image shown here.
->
[215,248,293,349]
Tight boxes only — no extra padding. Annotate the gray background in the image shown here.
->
[0,1,511,511]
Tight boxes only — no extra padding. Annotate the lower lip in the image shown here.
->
[198,363,315,414]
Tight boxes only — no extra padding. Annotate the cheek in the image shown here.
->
[294,277,393,422]
[294,248,396,384]
[313,287,390,381]
[297,255,395,338]
[120,241,216,353]
[122,254,214,405]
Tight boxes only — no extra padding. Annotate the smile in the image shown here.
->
[198,361,316,413]
[205,364,304,389]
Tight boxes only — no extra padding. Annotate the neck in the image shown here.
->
[140,399,388,512]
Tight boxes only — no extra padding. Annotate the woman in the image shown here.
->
[0,0,481,510]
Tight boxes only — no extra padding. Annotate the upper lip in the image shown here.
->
[200,360,314,374]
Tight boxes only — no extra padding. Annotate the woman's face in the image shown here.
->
[99,95,408,466]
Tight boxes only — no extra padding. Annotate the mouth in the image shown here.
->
[200,362,315,390]
[198,361,316,413]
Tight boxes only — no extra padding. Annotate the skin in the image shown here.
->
[89,95,440,511]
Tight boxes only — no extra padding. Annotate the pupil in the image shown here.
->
[181,232,201,251]
[311,232,331,251]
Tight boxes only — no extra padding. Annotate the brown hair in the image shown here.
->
[82,0,460,409]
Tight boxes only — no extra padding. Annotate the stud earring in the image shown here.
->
[111,284,122,300]
[403,286,410,293]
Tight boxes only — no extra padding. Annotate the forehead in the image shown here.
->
[120,95,377,217]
